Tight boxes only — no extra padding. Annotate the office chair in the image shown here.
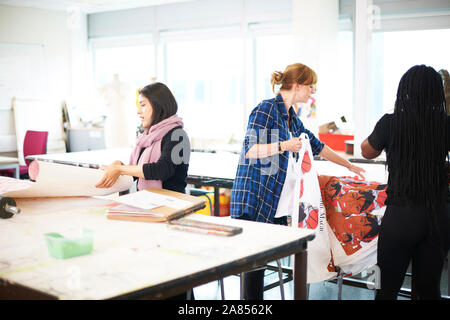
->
[0,130,48,179]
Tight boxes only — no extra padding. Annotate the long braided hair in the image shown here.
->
[388,65,448,250]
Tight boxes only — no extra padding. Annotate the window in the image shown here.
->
[252,34,295,105]
[336,30,354,125]
[75,42,156,137]
[163,37,244,144]
[370,28,450,127]
[251,32,354,133]
[85,23,360,150]
[93,45,154,88]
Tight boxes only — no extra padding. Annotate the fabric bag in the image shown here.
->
[293,133,336,283]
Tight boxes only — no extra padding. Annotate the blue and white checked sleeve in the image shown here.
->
[243,102,276,155]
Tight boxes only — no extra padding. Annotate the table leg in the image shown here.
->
[14,164,19,179]
[214,185,220,217]
[293,248,308,300]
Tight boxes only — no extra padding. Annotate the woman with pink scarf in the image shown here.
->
[95,82,190,194]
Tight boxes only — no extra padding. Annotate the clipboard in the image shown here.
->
[106,188,206,223]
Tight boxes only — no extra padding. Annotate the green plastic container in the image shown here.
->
[44,228,94,259]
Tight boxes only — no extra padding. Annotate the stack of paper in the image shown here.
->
[107,204,165,219]
[113,189,193,210]
[105,188,206,223]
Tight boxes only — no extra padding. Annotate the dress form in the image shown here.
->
[98,74,136,148]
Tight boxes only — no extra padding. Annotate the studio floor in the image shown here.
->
[193,257,449,300]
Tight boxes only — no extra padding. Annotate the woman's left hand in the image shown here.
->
[95,164,122,188]
[348,164,366,180]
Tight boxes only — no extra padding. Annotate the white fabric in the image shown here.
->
[274,153,302,218]
[293,133,334,283]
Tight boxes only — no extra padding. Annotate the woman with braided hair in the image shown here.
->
[362,65,450,300]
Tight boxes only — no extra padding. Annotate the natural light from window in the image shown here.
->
[165,38,244,147]
[93,45,154,88]
[371,28,450,128]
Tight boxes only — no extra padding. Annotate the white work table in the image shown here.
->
[0,197,314,300]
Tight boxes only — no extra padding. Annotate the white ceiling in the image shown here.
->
[0,0,196,13]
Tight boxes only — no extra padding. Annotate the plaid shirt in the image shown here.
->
[230,94,324,223]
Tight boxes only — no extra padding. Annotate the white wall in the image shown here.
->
[0,5,70,151]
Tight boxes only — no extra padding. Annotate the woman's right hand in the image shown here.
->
[281,137,302,153]
[95,160,124,188]
[95,164,122,188]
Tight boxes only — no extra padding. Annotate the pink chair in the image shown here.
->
[0,130,48,179]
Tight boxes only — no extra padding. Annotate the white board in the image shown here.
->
[0,42,46,110]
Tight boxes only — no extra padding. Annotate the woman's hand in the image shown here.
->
[281,137,302,153]
[347,163,366,180]
[319,145,366,180]
[111,160,124,166]
[95,164,122,188]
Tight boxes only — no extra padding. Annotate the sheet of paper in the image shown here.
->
[0,161,133,198]
[112,191,162,210]
[115,190,193,210]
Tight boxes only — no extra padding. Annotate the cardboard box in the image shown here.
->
[319,121,339,134]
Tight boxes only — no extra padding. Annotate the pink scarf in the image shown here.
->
[129,115,184,191]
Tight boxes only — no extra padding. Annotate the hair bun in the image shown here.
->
[272,71,283,84]
[270,71,284,92]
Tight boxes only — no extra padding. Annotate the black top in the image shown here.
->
[367,113,450,205]
[137,126,190,193]
[367,114,392,154]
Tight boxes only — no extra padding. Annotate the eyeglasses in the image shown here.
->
[300,83,317,92]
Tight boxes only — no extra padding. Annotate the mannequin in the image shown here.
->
[98,74,136,148]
